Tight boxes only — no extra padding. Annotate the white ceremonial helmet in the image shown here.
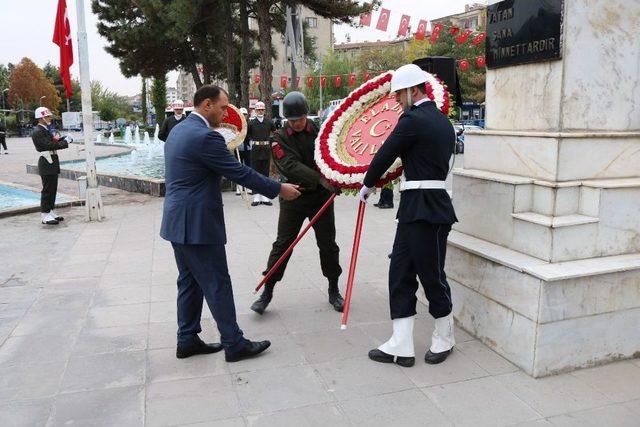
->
[173,100,184,110]
[390,64,428,93]
[35,106,53,119]
[239,107,248,115]
[255,101,265,110]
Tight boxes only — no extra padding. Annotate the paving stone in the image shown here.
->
[147,348,228,383]
[546,403,639,427]
[147,321,219,350]
[49,386,144,426]
[293,327,375,364]
[456,340,519,375]
[246,403,347,427]
[340,389,451,426]
[423,376,541,427]
[146,375,240,426]
[494,371,614,417]
[73,324,148,356]
[0,399,52,427]
[60,351,145,393]
[233,365,333,415]
[570,360,640,403]
[0,333,75,366]
[99,272,152,288]
[227,333,307,374]
[315,355,415,401]
[150,285,176,302]
[0,361,66,401]
[400,347,489,387]
[93,286,151,307]
[87,303,150,328]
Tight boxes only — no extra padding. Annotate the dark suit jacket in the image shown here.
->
[31,124,69,176]
[160,113,281,245]
[158,114,186,142]
[363,101,457,225]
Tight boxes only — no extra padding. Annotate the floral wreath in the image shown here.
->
[314,70,450,189]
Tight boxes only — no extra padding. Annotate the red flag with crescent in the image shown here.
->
[360,11,372,27]
[415,19,428,40]
[376,8,391,31]
[348,73,357,86]
[475,56,486,68]
[459,59,470,71]
[52,0,74,99]
[471,32,487,46]
[280,75,288,89]
[334,75,343,88]
[295,76,301,88]
[397,15,411,37]
[254,74,261,84]
[429,23,443,44]
[455,29,474,44]
[363,72,371,81]
[320,76,328,88]
[306,76,314,88]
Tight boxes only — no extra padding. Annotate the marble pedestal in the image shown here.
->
[448,0,640,377]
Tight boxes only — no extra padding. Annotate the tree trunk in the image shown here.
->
[255,0,273,119]
[223,0,237,105]
[239,0,250,109]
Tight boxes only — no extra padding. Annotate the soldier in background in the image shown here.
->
[158,100,186,142]
[31,107,70,225]
[247,101,276,206]
[251,92,345,315]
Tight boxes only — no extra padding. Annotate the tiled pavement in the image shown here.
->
[1,188,639,426]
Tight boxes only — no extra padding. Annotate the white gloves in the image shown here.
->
[359,186,373,203]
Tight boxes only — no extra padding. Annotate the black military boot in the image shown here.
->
[328,279,345,312]
[251,282,275,315]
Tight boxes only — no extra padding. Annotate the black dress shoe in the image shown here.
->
[54,215,64,221]
[373,202,380,207]
[328,291,345,312]
[377,204,394,209]
[262,201,273,206]
[424,348,452,364]
[225,340,271,362]
[176,340,223,359]
[251,201,260,206]
[251,283,274,315]
[368,348,415,367]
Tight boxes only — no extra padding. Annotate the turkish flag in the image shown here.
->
[455,29,474,44]
[280,75,288,89]
[448,26,460,36]
[363,72,372,81]
[320,76,327,88]
[376,8,391,32]
[429,23,443,44]
[397,15,411,37]
[254,74,262,84]
[475,56,486,68]
[471,32,487,46]
[459,59,470,71]
[415,20,428,40]
[348,73,356,86]
[306,76,314,88]
[295,76,301,89]
[334,75,343,88]
[52,0,74,99]
[360,12,372,27]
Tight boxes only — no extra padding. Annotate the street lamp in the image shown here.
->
[314,61,323,114]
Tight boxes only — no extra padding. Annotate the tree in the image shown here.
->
[303,51,354,113]
[353,45,406,74]
[42,63,82,112]
[8,57,61,116]
[91,80,130,123]
[151,74,167,126]
[405,23,486,103]
[141,78,148,125]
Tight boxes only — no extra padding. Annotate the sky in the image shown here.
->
[0,0,480,97]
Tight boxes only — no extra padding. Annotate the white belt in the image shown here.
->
[40,150,56,164]
[399,180,446,191]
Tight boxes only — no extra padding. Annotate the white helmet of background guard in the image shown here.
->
[390,64,428,93]
[254,101,266,110]
[240,107,248,115]
[35,106,53,119]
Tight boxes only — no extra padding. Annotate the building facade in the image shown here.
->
[166,86,178,105]
[176,70,197,106]
[431,3,486,30]
[333,38,411,62]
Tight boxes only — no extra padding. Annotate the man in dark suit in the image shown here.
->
[161,85,301,362]
[360,64,457,368]
[31,107,69,225]
[158,100,186,142]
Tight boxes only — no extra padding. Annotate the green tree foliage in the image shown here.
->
[405,22,486,103]
[42,63,82,112]
[151,75,167,126]
[141,79,148,125]
[352,45,407,73]
[91,81,129,123]
[303,51,355,114]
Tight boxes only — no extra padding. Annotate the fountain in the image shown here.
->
[96,133,102,144]
[153,124,160,143]
[108,132,115,144]
[143,131,151,145]
[134,126,141,145]
[124,126,132,144]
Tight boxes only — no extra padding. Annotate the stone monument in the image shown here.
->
[448,0,640,377]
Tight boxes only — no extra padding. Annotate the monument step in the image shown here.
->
[511,212,599,228]
[449,230,640,282]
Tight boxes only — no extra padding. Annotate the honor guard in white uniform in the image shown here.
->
[360,64,458,367]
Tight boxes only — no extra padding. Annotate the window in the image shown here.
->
[306,17,318,28]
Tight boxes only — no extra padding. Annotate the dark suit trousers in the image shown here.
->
[264,200,342,284]
[40,174,58,213]
[388,222,453,319]
[171,243,248,352]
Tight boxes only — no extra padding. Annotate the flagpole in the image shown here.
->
[75,0,104,221]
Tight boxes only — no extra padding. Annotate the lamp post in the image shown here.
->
[315,61,323,115]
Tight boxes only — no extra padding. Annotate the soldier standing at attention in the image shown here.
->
[31,107,69,225]
[251,92,345,315]
[158,100,186,142]
[247,101,276,206]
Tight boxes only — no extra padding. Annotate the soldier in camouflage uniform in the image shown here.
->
[251,92,345,315]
